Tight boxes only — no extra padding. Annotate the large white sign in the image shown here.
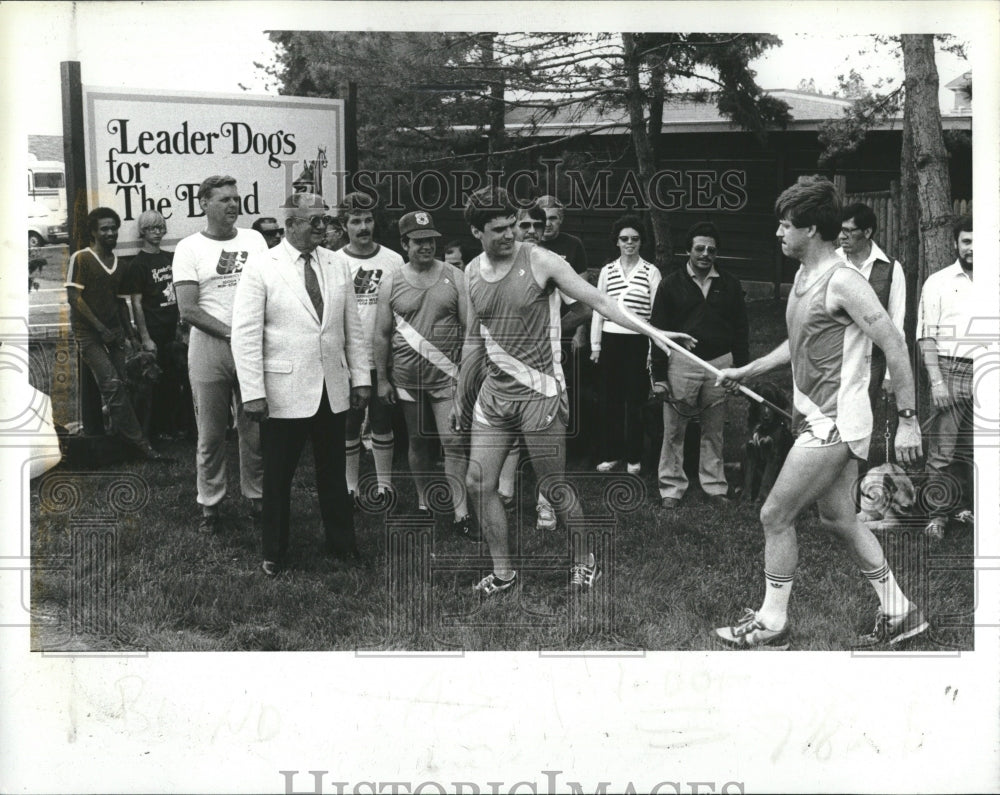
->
[82,87,345,255]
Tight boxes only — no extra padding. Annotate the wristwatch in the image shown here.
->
[897,408,917,419]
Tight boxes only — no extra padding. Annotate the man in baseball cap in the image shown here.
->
[398,210,442,240]
[372,208,476,541]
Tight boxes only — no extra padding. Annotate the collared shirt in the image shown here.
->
[917,259,980,359]
[835,241,905,333]
[685,260,720,299]
[280,238,325,295]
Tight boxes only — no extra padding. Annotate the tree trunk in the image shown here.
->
[622,33,672,269]
[899,94,920,349]
[901,35,954,288]
[480,33,506,173]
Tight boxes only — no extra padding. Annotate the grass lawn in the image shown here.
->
[28,299,975,652]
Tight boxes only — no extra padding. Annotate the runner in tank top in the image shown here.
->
[454,187,696,598]
[712,176,927,650]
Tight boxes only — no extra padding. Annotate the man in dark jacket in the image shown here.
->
[650,221,748,509]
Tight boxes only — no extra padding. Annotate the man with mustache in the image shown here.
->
[917,215,977,541]
[650,221,748,509]
[174,175,268,534]
[329,193,404,502]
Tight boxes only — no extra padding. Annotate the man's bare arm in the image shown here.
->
[175,282,231,340]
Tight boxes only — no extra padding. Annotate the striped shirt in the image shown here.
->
[786,264,872,445]
[467,243,564,401]
[591,257,661,346]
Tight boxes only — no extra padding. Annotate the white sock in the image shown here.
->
[371,432,394,491]
[537,492,552,511]
[345,437,361,494]
[862,560,912,618]
[757,570,793,630]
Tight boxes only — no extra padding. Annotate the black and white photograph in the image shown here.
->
[2,1,998,792]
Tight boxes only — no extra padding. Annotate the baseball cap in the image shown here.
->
[399,210,441,240]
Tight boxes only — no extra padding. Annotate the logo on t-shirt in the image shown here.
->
[217,251,249,275]
[354,268,384,295]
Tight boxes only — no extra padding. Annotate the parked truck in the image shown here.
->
[28,157,69,247]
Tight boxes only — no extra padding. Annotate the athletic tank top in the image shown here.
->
[467,243,564,401]
[389,262,463,390]
[786,263,872,443]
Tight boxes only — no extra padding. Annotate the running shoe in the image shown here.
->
[595,460,620,472]
[536,502,556,530]
[570,553,601,588]
[856,605,930,646]
[474,571,517,597]
[453,514,480,542]
[714,608,791,649]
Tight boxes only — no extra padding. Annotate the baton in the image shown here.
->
[616,301,794,423]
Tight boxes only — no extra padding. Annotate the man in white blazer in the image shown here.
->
[232,193,371,576]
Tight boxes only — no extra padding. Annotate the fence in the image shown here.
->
[840,177,972,262]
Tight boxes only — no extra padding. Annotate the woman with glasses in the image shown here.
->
[590,214,661,474]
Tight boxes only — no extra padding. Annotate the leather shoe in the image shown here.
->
[660,497,681,510]
[707,494,731,507]
[197,514,221,534]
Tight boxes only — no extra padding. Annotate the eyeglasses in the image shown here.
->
[840,226,863,236]
[618,235,641,243]
[692,245,717,254]
[291,214,335,230]
[142,225,166,233]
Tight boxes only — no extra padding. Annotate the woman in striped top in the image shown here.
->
[590,215,662,474]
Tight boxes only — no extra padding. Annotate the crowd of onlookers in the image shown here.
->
[62,177,976,567]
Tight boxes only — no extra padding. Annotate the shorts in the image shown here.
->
[396,384,454,403]
[472,388,568,433]
[794,424,869,461]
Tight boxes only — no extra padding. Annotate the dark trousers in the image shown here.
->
[74,324,145,446]
[260,388,354,563]
[148,322,182,437]
[599,332,649,464]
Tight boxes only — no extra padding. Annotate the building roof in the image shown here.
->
[503,86,970,137]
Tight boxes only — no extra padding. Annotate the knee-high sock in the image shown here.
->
[371,432,394,491]
[345,437,362,494]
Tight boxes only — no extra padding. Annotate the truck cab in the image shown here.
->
[28,158,69,247]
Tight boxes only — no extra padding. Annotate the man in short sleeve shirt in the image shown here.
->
[173,175,268,533]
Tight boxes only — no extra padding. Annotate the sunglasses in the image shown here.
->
[263,228,284,237]
[292,214,335,230]
[518,221,545,229]
[618,235,641,243]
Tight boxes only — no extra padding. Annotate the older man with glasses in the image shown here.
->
[233,193,371,576]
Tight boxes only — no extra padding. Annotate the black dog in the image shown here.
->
[124,349,162,440]
[742,381,793,503]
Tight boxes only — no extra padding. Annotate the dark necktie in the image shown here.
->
[303,252,324,319]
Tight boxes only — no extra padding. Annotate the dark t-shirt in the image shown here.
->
[65,248,137,332]
[540,232,587,275]
[130,249,179,335]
